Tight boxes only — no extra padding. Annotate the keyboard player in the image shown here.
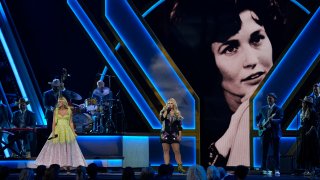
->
[9,98,36,157]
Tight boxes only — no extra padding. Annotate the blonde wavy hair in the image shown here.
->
[165,98,182,118]
[55,96,70,110]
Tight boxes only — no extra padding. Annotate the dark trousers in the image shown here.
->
[8,132,33,154]
[261,134,280,171]
[45,112,53,137]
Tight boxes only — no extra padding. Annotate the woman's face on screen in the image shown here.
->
[211,10,273,102]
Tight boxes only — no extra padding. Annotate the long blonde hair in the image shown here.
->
[55,96,70,110]
[165,98,182,118]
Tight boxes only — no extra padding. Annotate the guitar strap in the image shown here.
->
[267,106,274,118]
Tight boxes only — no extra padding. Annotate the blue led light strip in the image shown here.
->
[287,110,301,130]
[0,2,46,125]
[105,0,195,129]
[290,0,310,14]
[99,66,108,81]
[103,0,165,79]
[0,81,11,157]
[287,81,320,130]
[0,29,28,103]
[67,0,161,129]
[253,7,320,129]
[142,0,165,17]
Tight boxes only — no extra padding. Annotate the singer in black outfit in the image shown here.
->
[159,98,186,173]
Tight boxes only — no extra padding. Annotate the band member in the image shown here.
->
[43,79,61,132]
[35,96,86,168]
[11,98,36,157]
[297,96,319,176]
[159,98,186,173]
[91,80,113,133]
[310,83,319,104]
[92,80,113,103]
[256,93,283,176]
[312,83,320,115]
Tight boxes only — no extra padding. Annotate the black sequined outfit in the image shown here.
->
[159,109,183,144]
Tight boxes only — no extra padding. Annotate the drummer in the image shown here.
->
[92,80,113,105]
[91,80,113,133]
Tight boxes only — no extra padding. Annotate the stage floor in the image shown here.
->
[5,171,319,180]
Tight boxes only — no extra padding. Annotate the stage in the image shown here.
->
[3,169,318,180]
[0,0,319,179]
[0,134,196,168]
[0,134,319,179]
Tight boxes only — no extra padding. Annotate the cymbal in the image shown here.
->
[93,87,110,97]
[62,90,82,100]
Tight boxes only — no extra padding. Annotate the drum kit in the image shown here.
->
[53,69,123,134]
[67,88,122,134]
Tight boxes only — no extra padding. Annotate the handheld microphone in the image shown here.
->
[167,107,171,114]
[48,134,58,140]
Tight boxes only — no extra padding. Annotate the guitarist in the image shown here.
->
[256,93,283,176]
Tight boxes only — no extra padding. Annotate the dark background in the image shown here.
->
[1,0,319,165]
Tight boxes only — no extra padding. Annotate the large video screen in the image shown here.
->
[146,0,319,166]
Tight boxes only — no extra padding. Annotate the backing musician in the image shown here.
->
[92,80,113,133]
[256,93,283,176]
[92,80,113,104]
[43,79,61,132]
[10,98,36,157]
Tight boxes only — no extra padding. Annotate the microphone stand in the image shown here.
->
[97,74,115,89]
[116,91,125,133]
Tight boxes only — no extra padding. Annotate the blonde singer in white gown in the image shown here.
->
[35,96,87,168]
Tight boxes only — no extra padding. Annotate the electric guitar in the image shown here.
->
[258,113,275,136]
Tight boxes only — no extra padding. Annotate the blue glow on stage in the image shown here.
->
[105,0,196,129]
[1,137,10,158]
[150,163,194,166]
[0,29,29,110]
[253,137,297,168]
[123,136,148,141]
[115,43,120,50]
[0,159,123,168]
[99,66,108,81]
[290,0,310,14]
[110,0,165,73]
[142,0,165,17]
[85,159,123,167]
[77,135,122,141]
[253,7,320,130]
[0,2,46,125]
[68,0,162,129]
[287,110,301,131]
[149,136,196,166]
[0,160,37,169]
